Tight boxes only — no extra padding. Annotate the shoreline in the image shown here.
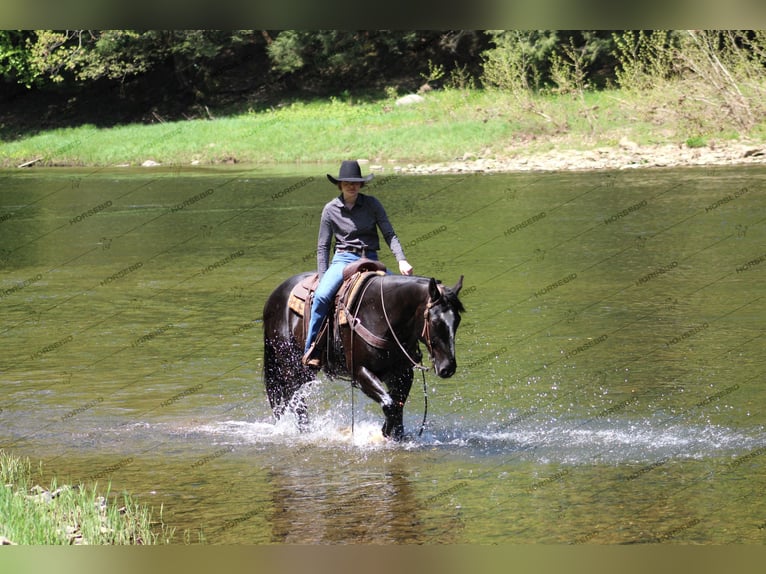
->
[8,139,766,175]
[390,139,766,175]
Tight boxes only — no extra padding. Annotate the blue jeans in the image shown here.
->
[304,251,379,354]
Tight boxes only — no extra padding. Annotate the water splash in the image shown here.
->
[192,414,396,451]
[184,411,766,465]
[426,416,766,465]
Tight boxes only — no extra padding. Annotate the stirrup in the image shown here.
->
[302,321,328,369]
[301,344,321,369]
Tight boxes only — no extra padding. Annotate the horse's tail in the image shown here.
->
[262,273,312,422]
[263,329,279,414]
[262,283,282,415]
[263,323,313,426]
[263,331,285,417]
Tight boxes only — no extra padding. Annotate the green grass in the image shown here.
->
[0,450,170,545]
[1,86,764,168]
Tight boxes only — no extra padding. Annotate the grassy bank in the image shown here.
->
[1,86,765,169]
[0,450,168,545]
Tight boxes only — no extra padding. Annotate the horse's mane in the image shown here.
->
[382,274,465,313]
[436,279,466,313]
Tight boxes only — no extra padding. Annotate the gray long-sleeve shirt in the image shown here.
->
[316,193,406,274]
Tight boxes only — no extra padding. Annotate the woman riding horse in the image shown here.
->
[263,270,464,440]
[302,160,413,368]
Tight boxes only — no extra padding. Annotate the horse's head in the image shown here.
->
[423,276,465,378]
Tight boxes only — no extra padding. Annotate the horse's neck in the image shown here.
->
[382,277,427,331]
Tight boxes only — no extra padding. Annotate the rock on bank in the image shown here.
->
[392,140,766,174]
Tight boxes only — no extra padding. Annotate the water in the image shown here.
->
[1,164,765,544]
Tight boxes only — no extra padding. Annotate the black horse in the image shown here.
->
[262,271,464,440]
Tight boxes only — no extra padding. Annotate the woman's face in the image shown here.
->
[340,181,361,201]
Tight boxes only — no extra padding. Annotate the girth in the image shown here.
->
[336,270,388,349]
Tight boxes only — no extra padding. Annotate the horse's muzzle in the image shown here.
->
[435,361,456,378]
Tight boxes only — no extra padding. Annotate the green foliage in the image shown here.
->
[420,59,446,84]
[685,135,707,148]
[1,450,167,544]
[0,30,34,86]
[25,30,92,84]
[2,30,260,90]
[21,30,160,84]
[549,37,590,94]
[609,30,766,136]
[80,30,157,81]
[481,30,616,93]
[445,63,476,90]
[674,30,766,131]
[611,30,677,91]
[266,30,305,74]
[3,29,766,149]
[3,29,766,104]
[265,30,435,86]
[481,30,553,92]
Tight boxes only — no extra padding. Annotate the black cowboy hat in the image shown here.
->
[327,160,374,185]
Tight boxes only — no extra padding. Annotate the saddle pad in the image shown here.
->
[287,268,384,320]
[288,274,319,317]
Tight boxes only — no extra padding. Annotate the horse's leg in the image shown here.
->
[288,370,312,433]
[288,345,315,433]
[354,365,407,440]
[381,368,414,440]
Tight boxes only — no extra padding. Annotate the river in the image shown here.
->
[1,164,765,543]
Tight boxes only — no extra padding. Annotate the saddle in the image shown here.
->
[288,259,388,364]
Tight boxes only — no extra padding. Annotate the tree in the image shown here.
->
[265,30,487,92]
[1,30,263,92]
[481,30,618,92]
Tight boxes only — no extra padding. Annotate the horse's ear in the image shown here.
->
[428,277,441,302]
[453,275,464,295]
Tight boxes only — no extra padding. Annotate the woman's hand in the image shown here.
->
[398,260,414,276]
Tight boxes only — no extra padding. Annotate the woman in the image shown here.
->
[302,160,413,368]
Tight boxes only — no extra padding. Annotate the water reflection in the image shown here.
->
[266,459,432,544]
